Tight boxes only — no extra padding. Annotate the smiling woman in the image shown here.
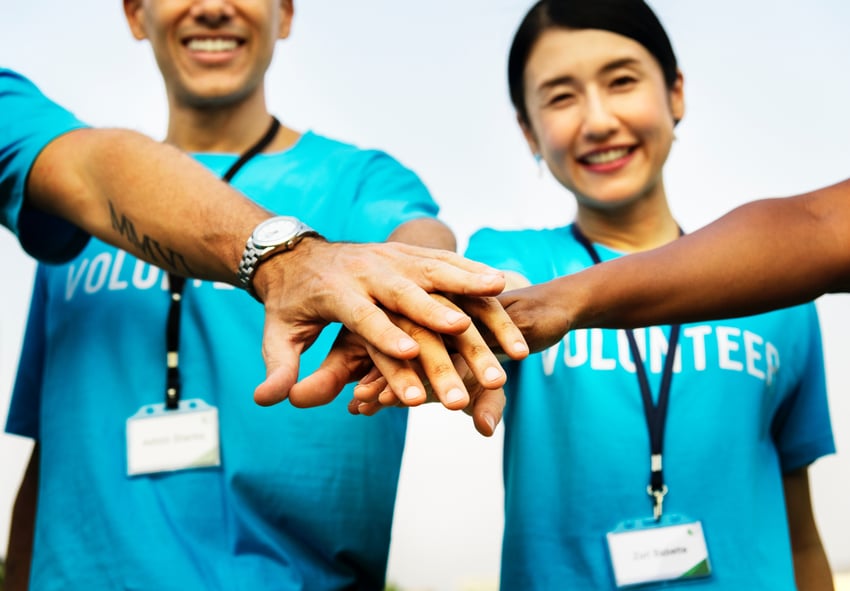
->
[462,1,836,589]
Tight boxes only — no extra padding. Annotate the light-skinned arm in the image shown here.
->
[26,129,524,404]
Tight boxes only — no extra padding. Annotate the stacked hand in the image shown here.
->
[251,239,529,413]
[289,293,526,436]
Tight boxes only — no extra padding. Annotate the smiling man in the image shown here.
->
[2,1,521,589]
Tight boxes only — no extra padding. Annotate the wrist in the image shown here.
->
[250,234,325,303]
[237,216,322,301]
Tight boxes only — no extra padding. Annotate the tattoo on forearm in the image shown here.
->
[109,201,195,275]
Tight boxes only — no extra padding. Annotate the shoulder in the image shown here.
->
[0,68,41,98]
[0,69,86,129]
[296,131,417,178]
[466,226,579,283]
[467,225,579,256]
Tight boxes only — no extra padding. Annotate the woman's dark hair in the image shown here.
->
[508,0,678,124]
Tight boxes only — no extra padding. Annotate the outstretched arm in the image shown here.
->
[499,178,850,352]
[27,127,273,280]
[26,129,519,405]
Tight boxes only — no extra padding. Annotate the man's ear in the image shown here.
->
[279,0,294,40]
[123,0,148,41]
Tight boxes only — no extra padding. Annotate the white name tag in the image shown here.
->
[607,516,711,588]
[126,399,221,476]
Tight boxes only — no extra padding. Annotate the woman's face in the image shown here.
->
[520,27,684,210]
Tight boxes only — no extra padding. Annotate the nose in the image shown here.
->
[189,0,236,26]
[581,90,618,142]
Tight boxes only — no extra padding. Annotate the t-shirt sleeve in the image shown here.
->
[465,228,530,277]
[5,266,49,440]
[341,150,438,242]
[0,68,90,262]
[771,303,835,472]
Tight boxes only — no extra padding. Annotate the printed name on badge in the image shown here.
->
[126,399,221,476]
[607,517,711,588]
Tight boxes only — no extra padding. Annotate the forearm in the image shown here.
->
[569,179,850,329]
[27,128,273,282]
[791,541,834,591]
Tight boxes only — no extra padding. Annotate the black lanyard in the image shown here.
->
[164,116,281,410]
[569,224,681,521]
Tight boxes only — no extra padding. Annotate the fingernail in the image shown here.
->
[481,273,502,284]
[404,386,423,401]
[446,388,464,404]
[399,337,417,352]
[484,414,496,433]
[445,309,466,325]
[484,366,503,383]
[513,341,529,354]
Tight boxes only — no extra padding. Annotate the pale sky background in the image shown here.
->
[1,1,849,589]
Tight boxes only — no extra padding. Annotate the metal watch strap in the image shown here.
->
[237,236,264,295]
[237,226,320,300]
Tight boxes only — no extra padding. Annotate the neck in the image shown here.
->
[164,90,297,153]
[574,182,679,253]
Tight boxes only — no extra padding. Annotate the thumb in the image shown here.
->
[254,363,300,406]
[253,317,307,406]
[289,331,372,408]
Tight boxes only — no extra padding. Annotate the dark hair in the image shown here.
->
[508,0,678,124]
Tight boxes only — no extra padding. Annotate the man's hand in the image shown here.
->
[251,238,523,405]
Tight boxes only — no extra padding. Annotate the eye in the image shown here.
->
[547,91,575,107]
[610,75,637,90]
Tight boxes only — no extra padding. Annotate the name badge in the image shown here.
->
[126,399,221,476]
[607,515,711,588]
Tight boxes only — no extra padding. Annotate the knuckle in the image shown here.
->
[427,360,457,380]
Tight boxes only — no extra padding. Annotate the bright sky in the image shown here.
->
[2,1,849,589]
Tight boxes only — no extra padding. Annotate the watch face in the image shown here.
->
[253,217,300,248]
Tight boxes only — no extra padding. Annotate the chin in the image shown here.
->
[576,192,652,214]
[181,86,251,109]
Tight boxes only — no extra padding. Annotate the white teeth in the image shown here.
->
[584,148,630,165]
[187,38,238,52]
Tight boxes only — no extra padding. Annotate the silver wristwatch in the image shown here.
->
[237,216,320,299]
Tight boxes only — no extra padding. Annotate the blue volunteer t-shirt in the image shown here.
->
[0,68,89,261]
[7,131,438,590]
[466,224,835,591]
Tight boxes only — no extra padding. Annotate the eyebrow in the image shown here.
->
[536,57,643,94]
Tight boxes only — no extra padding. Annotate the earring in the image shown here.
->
[534,153,544,177]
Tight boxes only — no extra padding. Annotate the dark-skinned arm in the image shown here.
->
[499,179,850,352]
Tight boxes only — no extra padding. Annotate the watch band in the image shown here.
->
[238,217,320,300]
[237,236,267,293]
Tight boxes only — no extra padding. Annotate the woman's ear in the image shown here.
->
[670,69,685,125]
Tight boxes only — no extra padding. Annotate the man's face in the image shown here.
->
[123,0,292,108]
